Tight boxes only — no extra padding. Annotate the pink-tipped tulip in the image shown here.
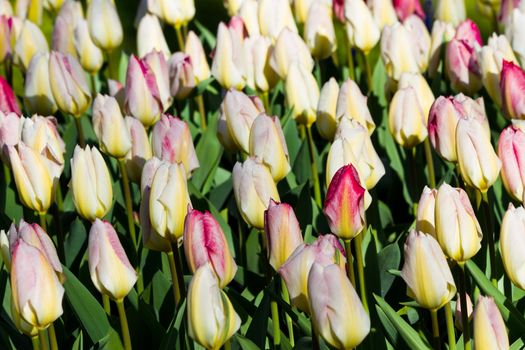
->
[500,203,525,290]
[455,294,473,331]
[500,60,525,120]
[143,50,172,112]
[24,52,58,116]
[473,296,510,350]
[0,15,14,64]
[124,116,152,184]
[270,27,314,80]
[184,31,210,84]
[183,208,237,288]
[499,126,525,203]
[168,52,196,100]
[0,76,20,115]
[0,111,21,157]
[393,0,425,21]
[211,21,246,90]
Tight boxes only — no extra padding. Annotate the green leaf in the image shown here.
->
[64,218,87,268]
[245,291,270,348]
[235,334,260,350]
[377,243,401,297]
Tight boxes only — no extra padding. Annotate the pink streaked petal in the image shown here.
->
[0,77,21,115]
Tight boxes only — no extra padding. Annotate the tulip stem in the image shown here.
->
[4,58,12,87]
[261,91,270,113]
[424,139,436,188]
[481,192,497,286]
[166,250,182,307]
[74,117,86,148]
[116,299,132,350]
[39,213,47,231]
[53,185,65,262]
[445,302,456,350]
[38,330,49,350]
[48,324,58,350]
[195,94,207,130]
[118,160,138,248]
[103,294,111,315]
[224,339,231,350]
[362,51,372,94]
[354,232,369,313]
[458,264,471,350]
[281,281,295,347]
[348,47,355,81]
[311,319,320,350]
[271,298,281,347]
[31,336,39,350]
[344,239,356,287]
[175,26,185,51]
[306,126,322,208]
[430,309,440,350]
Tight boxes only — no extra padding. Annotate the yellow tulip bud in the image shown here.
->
[285,62,319,127]
[345,0,380,53]
[74,19,104,74]
[388,86,428,148]
[473,296,509,350]
[316,77,339,140]
[24,52,57,116]
[13,19,48,71]
[87,0,123,50]
[500,203,525,290]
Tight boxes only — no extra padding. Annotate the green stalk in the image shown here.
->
[306,126,322,208]
[74,116,86,148]
[354,232,369,313]
[116,299,132,350]
[167,250,182,307]
[458,264,471,350]
[261,91,271,113]
[39,213,47,231]
[424,139,436,188]
[281,281,295,347]
[39,329,49,350]
[91,74,97,97]
[118,160,138,248]
[348,47,355,81]
[481,192,497,286]
[53,185,65,261]
[48,324,58,350]
[430,309,440,350]
[311,319,320,350]
[362,51,372,93]
[195,94,207,130]
[445,302,456,350]
[344,240,356,287]
[224,339,231,350]
[31,336,39,350]
[103,295,111,315]
[175,26,185,51]
[271,299,281,347]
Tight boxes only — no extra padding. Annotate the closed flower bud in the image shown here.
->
[380,22,420,80]
[149,0,195,28]
[323,164,366,240]
[393,0,425,21]
[87,0,123,50]
[168,52,196,100]
[88,219,137,300]
[187,264,241,350]
[401,230,456,310]
[270,27,314,80]
[0,112,21,157]
[143,50,172,111]
[52,1,83,58]
[124,116,152,183]
[308,263,370,348]
[317,77,339,140]
[258,0,297,41]
[304,1,336,59]
[501,60,525,120]
[149,161,192,242]
[500,203,525,290]
[24,52,56,115]
[108,79,125,111]
[11,295,38,337]
[434,0,466,26]
[455,294,473,330]
[125,55,163,127]
[223,0,244,16]
[249,113,290,182]
[398,72,435,118]
[185,31,211,83]
[0,229,8,268]
[0,0,12,16]
[0,76,21,115]
[500,0,520,25]
[293,0,314,24]
[403,15,431,73]
[286,62,319,127]
[499,126,525,202]
[238,0,260,37]
[389,86,428,148]
[473,296,509,350]
[137,14,170,59]
[368,0,397,29]
[434,183,482,262]
[92,94,132,159]
[428,21,455,78]
[264,199,303,271]
[278,234,346,312]
[0,15,14,64]
[70,145,113,221]
[211,21,246,90]
[16,0,43,24]
[243,35,278,92]
[505,4,525,67]
[217,109,238,152]
[183,208,237,288]
[13,19,48,71]
[74,19,104,74]
[345,0,380,53]
[416,186,437,237]
[49,51,91,117]
[232,158,280,229]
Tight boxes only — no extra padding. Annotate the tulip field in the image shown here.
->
[4,0,525,349]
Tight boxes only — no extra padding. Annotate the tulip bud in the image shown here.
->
[87,0,123,50]
[308,263,370,348]
[286,62,319,127]
[223,0,244,16]
[401,230,456,310]
[168,52,196,100]
[498,126,525,203]
[501,60,525,120]
[317,78,339,140]
[270,27,314,80]
[0,229,8,268]
[124,116,151,183]
[279,234,346,312]
[149,0,195,28]
[13,20,48,71]
[434,183,482,262]
[323,164,366,240]
[48,51,91,117]
[500,203,525,290]
[398,72,435,118]
[125,55,163,127]
[74,19,104,74]
[149,161,192,242]
[217,109,238,152]
[0,76,21,115]
[345,0,380,53]
[0,0,12,16]
[10,239,64,328]
[45,0,65,12]
[187,264,241,349]
[428,21,455,78]
[183,208,237,288]
[238,0,260,37]
[0,112,21,157]
[137,14,170,59]
[455,293,473,330]
[243,35,278,93]
[88,219,137,300]
[249,113,290,182]
[389,86,428,148]
[70,145,113,221]
[434,0,466,26]
[52,1,83,58]
[108,79,125,111]
[505,4,525,67]
[232,158,280,229]
[293,0,314,24]
[473,296,509,350]
[16,0,43,24]
[380,22,420,80]
[0,15,14,64]
[456,117,501,193]
[143,50,172,111]
[211,21,246,90]
[184,31,211,83]
[403,15,431,73]
[393,0,425,21]
[416,186,437,237]
[368,0,397,29]
[258,0,297,41]
[304,1,336,59]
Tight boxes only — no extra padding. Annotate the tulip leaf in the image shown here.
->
[235,334,260,350]
[245,290,270,349]
[374,294,432,350]
[378,243,401,297]
[64,218,87,268]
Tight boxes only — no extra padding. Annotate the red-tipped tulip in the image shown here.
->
[0,76,20,115]
[168,52,196,100]
[501,60,525,120]
[499,126,525,203]
[393,0,425,21]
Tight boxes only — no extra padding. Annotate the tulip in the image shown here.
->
[456,117,501,193]
[10,239,64,328]
[249,113,290,182]
[499,0,520,25]
[333,0,345,22]
[137,14,170,59]
[393,0,425,21]
[124,116,152,183]
[238,0,259,37]
[434,0,466,26]
[48,51,91,117]
[278,234,346,312]
[183,208,237,288]
[184,30,211,84]
[13,20,48,71]
[455,293,473,331]
[416,186,437,237]
[380,22,420,80]
[187,264,241,350]
[44,0,65,11]
[151,114,199,175]
[92,94,132,159]
[148,0,195,28]
[0,229,8,268]
[168,52,196,100]
[368,0,397,29]
[401,230,456,310]
[0,15,14,64]
[388,86,428,148]
[10,295,38,337]
[125,55,163,127]
[323,164,366,240]
[217,109,238,152]
[0,0,12,16]
[428,21,455,78]
[74,19,104,74]
[88,219,137,300]
[108,79,125,111]
[293,0,314,24]
[285,62,319,127]
[498,126,525,203]
[500,60,525,120]
[224,0,244,16]
[477,35,518,106]
[473,296,509,350]
[345,0,380,53]
[52,1,83,58]
[434,183,482,262]
[220,89,265,154]
[403,15,431,73]
[505,4,525,66]
[317,77,339,140]
[258,0,297,40]
[243,35,278,93]
[264,199,303,271]
[25,51,57,117]
[232,158,280,229]
[15,0,43,24]
[70,145,113,221]
[304,1,336,59]
[143,50,172,111]
[500,203,525,290]
[270,27,314,80]
[211,21,246,90]
[0,112,21,157]
[87,0,123,50]
[149,161,192,242]
[308,263,370,348]
[0,76,21,115]
[398,72,435,118]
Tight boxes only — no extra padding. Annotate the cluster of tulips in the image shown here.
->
[2,0,525,349]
